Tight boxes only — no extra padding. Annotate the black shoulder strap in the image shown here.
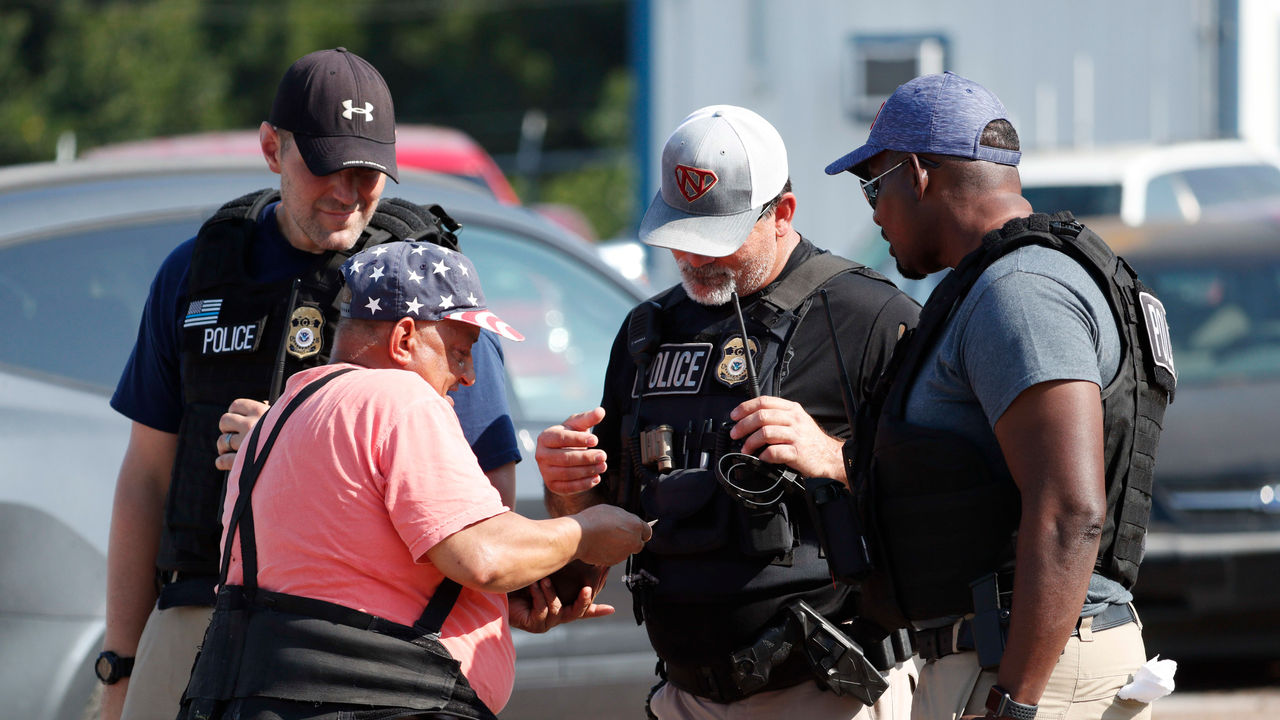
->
[312,198,466,314]
[218,365,462,632]
[189,188,280,293]
[751,252,893,329]
[219,367,357,593]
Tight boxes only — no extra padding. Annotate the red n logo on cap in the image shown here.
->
[674,164,718,203]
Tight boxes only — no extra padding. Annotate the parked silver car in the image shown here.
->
[0,157,657,720]
[1119,219,1280,662]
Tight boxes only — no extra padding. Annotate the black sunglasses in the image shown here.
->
[860,154,941,209]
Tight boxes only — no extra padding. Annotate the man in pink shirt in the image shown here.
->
[178,241,652,720]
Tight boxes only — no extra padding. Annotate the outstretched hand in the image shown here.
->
[537,407,609,496]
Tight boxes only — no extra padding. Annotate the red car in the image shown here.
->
[84,124,520,205]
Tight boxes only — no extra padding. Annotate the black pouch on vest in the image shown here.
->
[641,468,732,555]
[873,416,1019,620]
[738,502,793,560]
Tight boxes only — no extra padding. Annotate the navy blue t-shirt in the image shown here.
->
[111,202,520,472]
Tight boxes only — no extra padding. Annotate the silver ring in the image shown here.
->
[225,432,234,449]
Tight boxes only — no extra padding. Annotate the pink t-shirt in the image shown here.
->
[221,363,515,712]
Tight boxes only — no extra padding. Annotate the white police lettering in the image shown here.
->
[630,343,712,397]
[1138,292,1176,378]
[202,324,260,355]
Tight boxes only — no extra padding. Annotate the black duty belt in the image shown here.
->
[157,572,218,609]
[913,602,1138,662]
[664,651,812,704]
[663,613,908,704]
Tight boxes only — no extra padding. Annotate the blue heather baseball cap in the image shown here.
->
[339,241,524,341]
[825,72,1021,179]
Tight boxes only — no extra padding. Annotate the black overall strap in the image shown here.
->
[218,367,357,593]
[217,366,463,633]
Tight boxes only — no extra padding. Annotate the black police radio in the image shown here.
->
[709,291,876,583]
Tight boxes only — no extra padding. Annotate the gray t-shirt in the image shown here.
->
[905,245,1129,616]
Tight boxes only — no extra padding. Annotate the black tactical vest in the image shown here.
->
[158,190,462,581]
[862,213,1176,622]
[179,368,496,720]
[618,253,894,665]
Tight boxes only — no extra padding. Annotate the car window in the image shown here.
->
[1138,255,1280,385]
[1173,164,1280,208]
[1144,174,1187,223]
[1022,184,1122,217]
[461,226,633,423]
[0,215,199,391]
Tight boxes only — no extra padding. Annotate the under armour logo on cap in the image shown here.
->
[341,100,373,121]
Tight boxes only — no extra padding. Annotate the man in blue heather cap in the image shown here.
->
[827,72,1175,720]
[177,241,651,719]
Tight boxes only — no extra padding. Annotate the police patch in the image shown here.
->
[631,342,713,397]
[200,321,263,355]
[1138,291,1176,378]
[287,306,325,360]
[715,336,759,388]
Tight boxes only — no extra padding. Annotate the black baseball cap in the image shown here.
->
[268,47,399,182]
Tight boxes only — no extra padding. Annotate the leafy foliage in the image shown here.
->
[3,0,635,237]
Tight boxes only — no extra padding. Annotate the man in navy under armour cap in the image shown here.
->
[825,72,1171,720]
[535,104,919,719]
[101,49,524,720]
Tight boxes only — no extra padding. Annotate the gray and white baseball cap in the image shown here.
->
[639,105,788,258]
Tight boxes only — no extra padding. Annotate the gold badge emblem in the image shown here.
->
[716,336,759,388]
[287,306,325,359]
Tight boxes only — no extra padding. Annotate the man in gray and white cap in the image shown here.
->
[175,241,652,720]
[537,105,919,719]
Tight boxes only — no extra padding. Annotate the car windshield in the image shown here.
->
[1023,184,1123,217]
[0,214,633,422]
[1174,163,1280,208]
[1136,254,1280,386]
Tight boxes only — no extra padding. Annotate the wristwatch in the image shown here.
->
[94,651,134,685]
[986,684,1038,720]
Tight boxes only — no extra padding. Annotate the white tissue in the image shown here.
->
[1116,655,1177,702]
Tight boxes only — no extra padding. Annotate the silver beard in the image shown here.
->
[678,255,772,306]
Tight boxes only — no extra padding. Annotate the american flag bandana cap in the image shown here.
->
[339,240,524,342]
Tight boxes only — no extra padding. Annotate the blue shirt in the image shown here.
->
[111,202,520,472]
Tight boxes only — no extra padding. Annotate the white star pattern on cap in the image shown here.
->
[371,246,389,256]
[439,295,454,309]
[365,297,382,313]
[409,245,427,255]
[349,260,365,274]
[467,293,478,306]
[405,297,424,315]
[407,269,424,283]
[432,259,450,276]
[369,265,385,280]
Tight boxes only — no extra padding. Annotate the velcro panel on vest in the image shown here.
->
[159,402,228,572]
[190,189,278,293]
[873,416,1019,619]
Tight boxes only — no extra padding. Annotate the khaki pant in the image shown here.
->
[650,661,918,720]
[911,619,1151,720]
[120,605,213,720]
